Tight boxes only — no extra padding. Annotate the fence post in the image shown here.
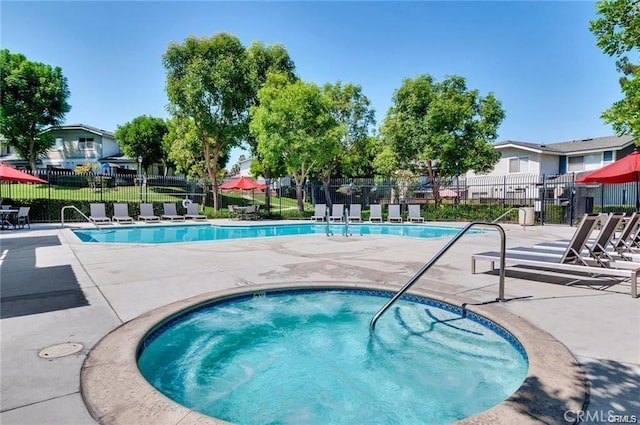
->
[541,175,546,225]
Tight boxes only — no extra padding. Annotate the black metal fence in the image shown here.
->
[2,169,638,224]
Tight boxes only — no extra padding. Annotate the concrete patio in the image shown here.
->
[1,221,638,424]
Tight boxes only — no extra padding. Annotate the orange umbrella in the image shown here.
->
[0,164,47,183]
[219,176,266,190]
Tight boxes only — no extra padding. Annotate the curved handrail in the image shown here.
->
[369,222,506,332]
[61,205,101,229]
[492,207,530,230]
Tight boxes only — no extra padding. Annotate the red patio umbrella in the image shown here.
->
[0,164,47,183]
[219,176,266,190]
[576,151,640,210]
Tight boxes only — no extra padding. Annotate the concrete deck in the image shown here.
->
[1,221,638,424]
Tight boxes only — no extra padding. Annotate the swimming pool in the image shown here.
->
[73,223,482,243]
[137,288,528,424]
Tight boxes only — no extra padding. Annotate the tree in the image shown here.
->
[114,115,168,173]
[250,74,342,211]
[379,74,504,206]
[320,82,376,207]
[0,49,71,169]
[590,0,640,136]
[246,41,298,213]
[163,33,253,210]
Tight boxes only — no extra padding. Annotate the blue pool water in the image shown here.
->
[73,223,481,243]
[137,289,528,425]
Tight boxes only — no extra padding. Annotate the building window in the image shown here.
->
[78,137,94,150]
[603,151,613,163]
[508,156,529,173]
[567,156,584,172]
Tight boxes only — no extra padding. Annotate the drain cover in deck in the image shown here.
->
[39,342,83,358]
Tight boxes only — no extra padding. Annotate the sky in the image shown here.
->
[2,1,622,168]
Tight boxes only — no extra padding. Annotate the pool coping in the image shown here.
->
[80,282,587,425]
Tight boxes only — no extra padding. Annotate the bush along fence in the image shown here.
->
[1,169,637,224]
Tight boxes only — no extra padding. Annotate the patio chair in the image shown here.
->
[112,203,134,224]
[185,203,207,220]
[408,204,424,223]
[138,203,160,222]
[228,205,241,221]
[348,204,362,223]
[369,204,383,223]
[89,203,111,224]
[388,204,403,223]
[310,204,326,222]
[471,213,639,298]
[161,203,185,221]
[16,206,31,229]
[329,204,344,222]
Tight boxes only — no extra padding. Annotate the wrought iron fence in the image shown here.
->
[2,169,638,224]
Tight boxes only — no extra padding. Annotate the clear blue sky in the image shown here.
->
[2,1,621,167]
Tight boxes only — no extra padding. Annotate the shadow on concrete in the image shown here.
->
[580,358,640,421]
[0,235,88,319]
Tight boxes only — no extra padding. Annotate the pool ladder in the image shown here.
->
[325,207,359,237]
[60,205,102,229]
[369,222,507,332]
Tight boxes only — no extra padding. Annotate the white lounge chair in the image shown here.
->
[161,203,185,221]
[408,204,424,223]
[112,203,134,224]
[369,205,383,223]
[388,205,403,223]
[472,213,639,298]
[89,203,111,224]
[139,203,160,222]
[310,204,326,222]
[185,203,207,220]
[348,204,362,222]
[329,204,344,222]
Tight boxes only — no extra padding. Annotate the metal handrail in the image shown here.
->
[492,207,530,230]
[369,222,506,332]
[61,205,101,229]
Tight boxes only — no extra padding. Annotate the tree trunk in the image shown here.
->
[427,159,441,207]
[322,176,332,209]
[264,168,272,216]
[204,137,220,211]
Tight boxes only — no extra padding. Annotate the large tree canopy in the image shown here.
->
[0,49,71,169]
[163,33,253,210]
[379,74,504,205]
[250,74,343,211]
[319,81,376,206]
[590,0,640,136]
[114,115,168,173]
[245,41,297,212]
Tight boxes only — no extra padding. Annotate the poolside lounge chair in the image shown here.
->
[348,204,362,222]
[505,213,626,265]
[611,212,640,254]
[388,205,403,223]
[89,203,111,224]
[471,213,639,298]
[408,204,424,223]
[112,203,134,224]
[329,204,344,222]
[369,204,383,223]
[185,203,207,220]
[139,203,160,222]
[161,203,185,221]
[311,204,326,222]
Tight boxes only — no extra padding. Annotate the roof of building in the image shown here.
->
[495,135,636,154]
[44,124,116,138]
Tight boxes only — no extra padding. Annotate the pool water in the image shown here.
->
[137,290,528,425]
[73,223,481,243]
